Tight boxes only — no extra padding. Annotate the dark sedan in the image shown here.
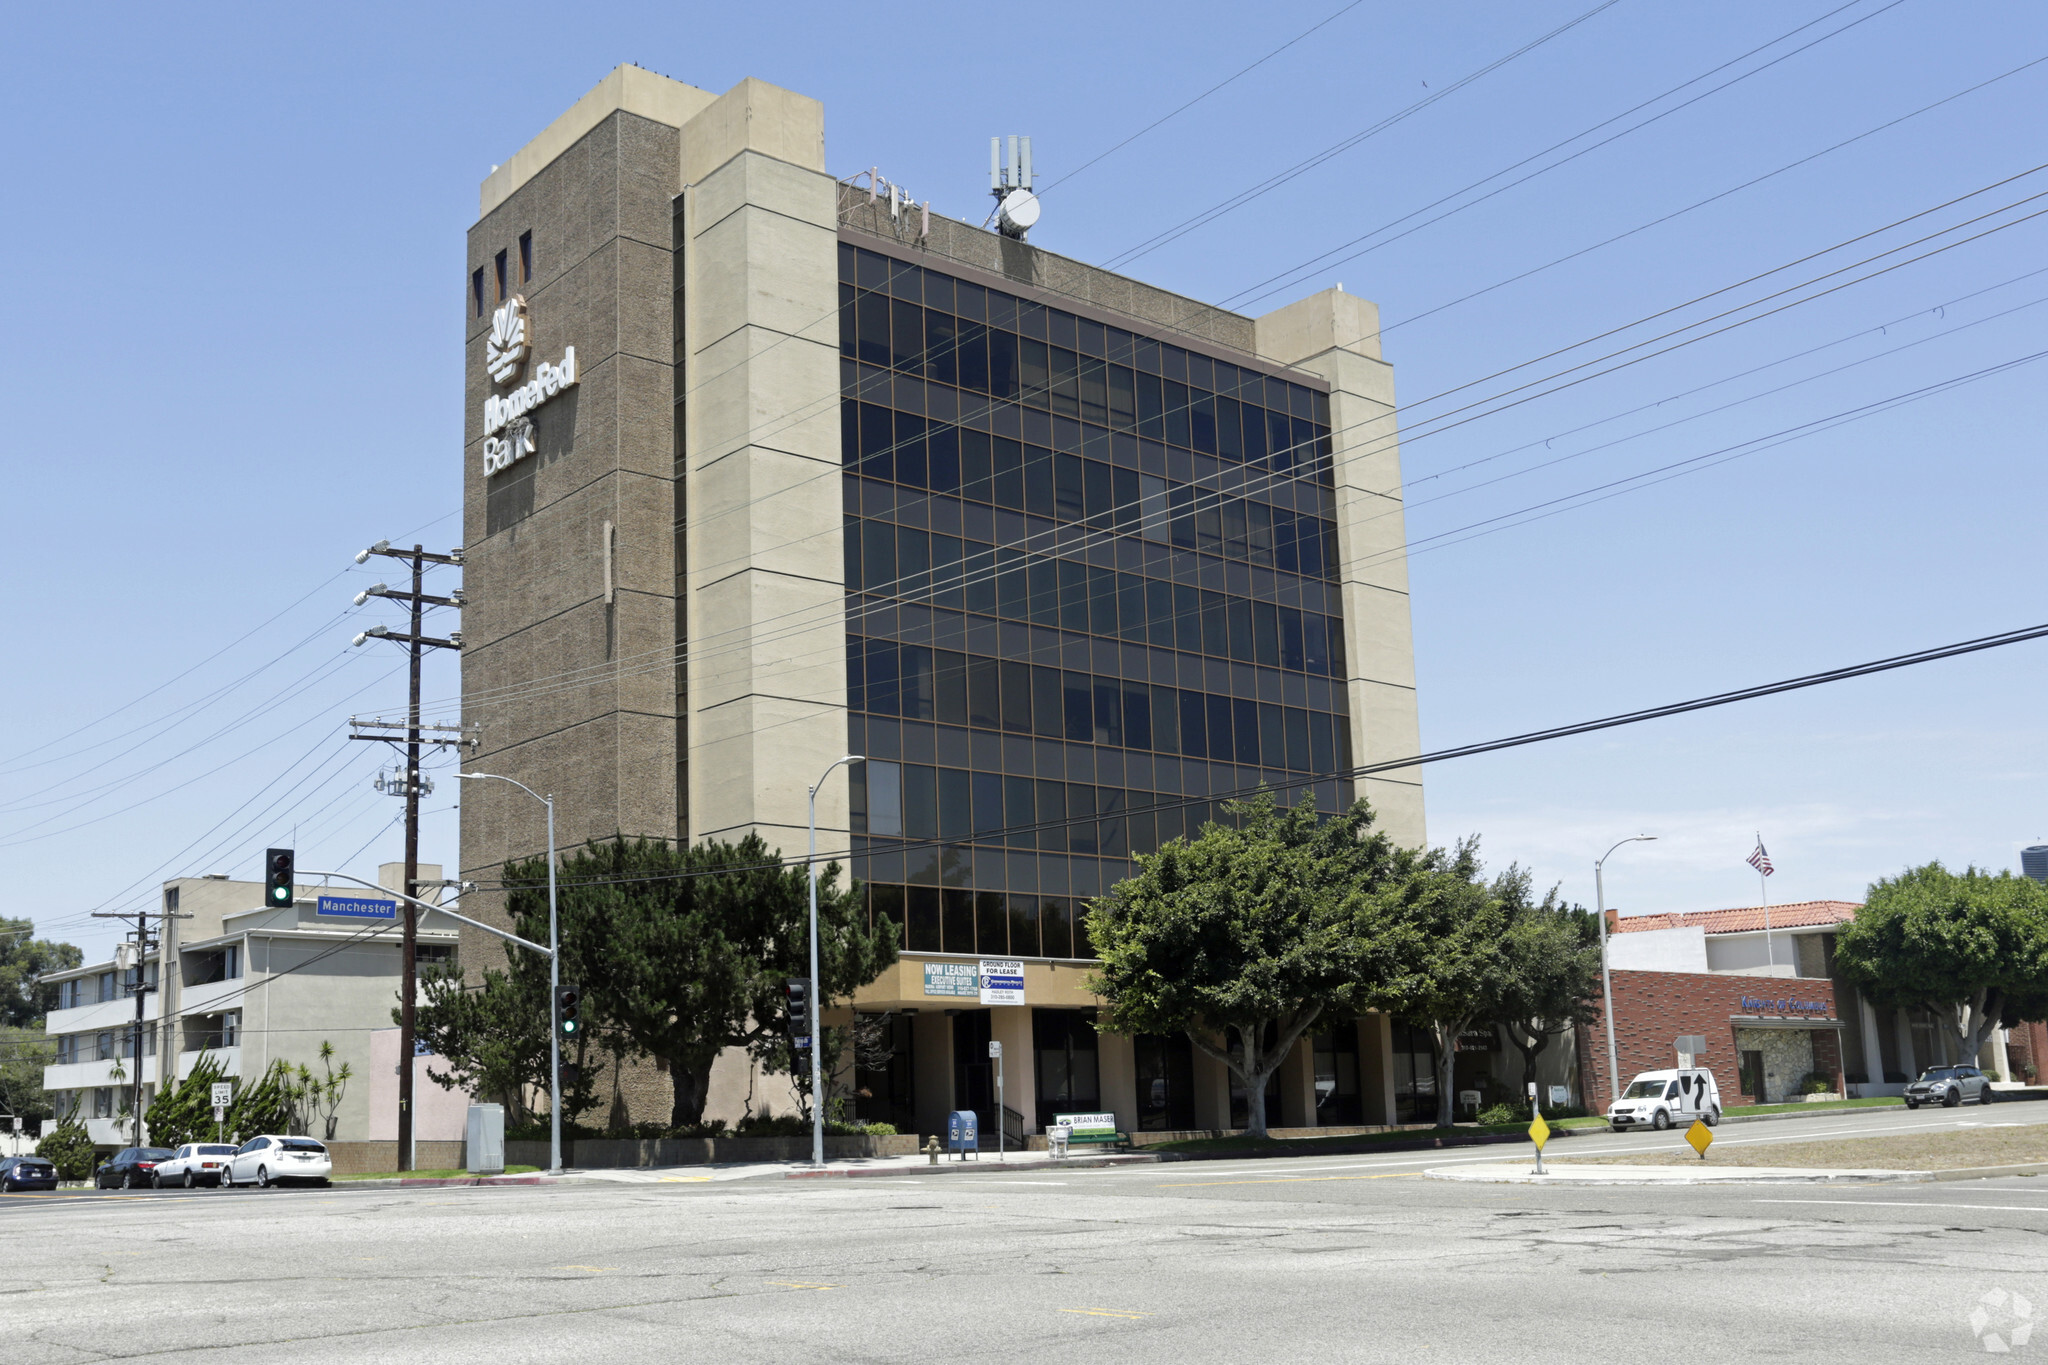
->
[94,1147,176,1189]
[0,1156,59,1191]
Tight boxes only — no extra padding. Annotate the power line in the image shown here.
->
[450,338,2048,802]
[1206,0,1912,305]
[430,181,2048,724]
[460,616,2048,896]
[1039,0,1378,193]
[1110,0,1897,275]
[1379,51,2048,338]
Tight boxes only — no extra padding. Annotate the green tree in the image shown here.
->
[500,834,895,1130]
[1379,842,1533,1128]
[0,918,83,1026]
[284,1042,353,1141]
[0,1026,57,1128]
[1834,862,2048,1068]
[412,960,608,1125]
[1086,793,1412,1138]
[1492,899,1603,1098]
[36,1118,95,1181]
[144,1052,234,1147]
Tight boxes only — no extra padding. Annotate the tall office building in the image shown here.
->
[461,67,1425,1137]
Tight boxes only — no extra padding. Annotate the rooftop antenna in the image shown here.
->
[989,134,1040,241]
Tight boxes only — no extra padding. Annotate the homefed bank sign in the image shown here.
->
[480,295,578,477]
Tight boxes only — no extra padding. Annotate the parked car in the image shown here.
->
[94,1147,177,1189]
[221,1136,332,1189]
[0,1156,60,1192]
[152,1143,240,1189]
[1606,1068,1722,1131]
[1905,1064,1995,1108]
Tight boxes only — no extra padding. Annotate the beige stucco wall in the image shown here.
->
[1254,289,1424,849]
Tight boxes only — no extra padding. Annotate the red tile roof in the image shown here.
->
[1611,900,1861,936]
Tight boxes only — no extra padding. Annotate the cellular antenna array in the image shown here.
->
[989,135,1040,241]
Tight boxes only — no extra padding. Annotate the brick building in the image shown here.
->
[1578,899,2032,1107]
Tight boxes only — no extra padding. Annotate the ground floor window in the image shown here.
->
[1134,1033,1195,1131]
[854,1012,916,1133]
[953,1010,995,1133]
[1392,1022,1438,1124]
[1035,1009,1100,1119]
[1313,1028,1362,1126]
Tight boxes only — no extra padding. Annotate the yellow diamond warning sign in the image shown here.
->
[1686,1119,1713,1159]
[1528,1111,1551,1151]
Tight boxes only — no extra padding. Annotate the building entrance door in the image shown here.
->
[1738,1050,1766,1105]
[952,1011,994,1134]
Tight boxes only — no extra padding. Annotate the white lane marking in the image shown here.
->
[1758,1199,2048,1213]
[938,1180,1071,1186]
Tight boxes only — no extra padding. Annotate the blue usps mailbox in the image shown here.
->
[947,1109,979,1159]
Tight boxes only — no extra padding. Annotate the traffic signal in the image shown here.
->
[264,849,295,907]
[785,978,810,1048]
[555,984,582,1040]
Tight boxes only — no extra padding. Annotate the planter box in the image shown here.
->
[504,1133,918,1169]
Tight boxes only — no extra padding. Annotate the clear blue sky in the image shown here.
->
[5,1,2044,960]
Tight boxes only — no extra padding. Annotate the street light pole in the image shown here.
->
[456,773,561,1176]
[807,755,864,1168]
[1595,834,1656,1104]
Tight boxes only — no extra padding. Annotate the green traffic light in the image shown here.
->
[271,886,289,902]
[562,1019,579,1035]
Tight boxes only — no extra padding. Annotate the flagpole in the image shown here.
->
[1758,830,1774,976]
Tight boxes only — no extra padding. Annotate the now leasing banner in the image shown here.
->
[923,962,978,997]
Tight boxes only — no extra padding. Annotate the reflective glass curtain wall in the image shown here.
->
[839,240,1355,960]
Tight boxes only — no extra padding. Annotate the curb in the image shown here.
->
[1426,1163,1933,1186]
[1147,1127,1591,1164]
[1930,1162,2048,1183]
[336,1175,559,1189]
[785,1154,1157,1179]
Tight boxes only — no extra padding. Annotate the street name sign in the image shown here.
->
[315,895,397,921]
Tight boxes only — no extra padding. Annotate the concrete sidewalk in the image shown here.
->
[560,1149,1157,1184]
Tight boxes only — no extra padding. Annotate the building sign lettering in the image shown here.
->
[923,962,978,997]
[480,296,577,477]
[1740,995,1831,1016]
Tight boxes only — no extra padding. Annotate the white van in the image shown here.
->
[1606,1068,1722,1132]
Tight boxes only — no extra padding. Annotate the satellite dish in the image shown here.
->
[998,188,1040,238]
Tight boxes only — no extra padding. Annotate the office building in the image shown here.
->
[460,67,1425,1137]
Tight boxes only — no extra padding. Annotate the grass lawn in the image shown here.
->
[1720,1096,1903,1118]
[335,1165,541,1181]
[1571,1126,2048,1171]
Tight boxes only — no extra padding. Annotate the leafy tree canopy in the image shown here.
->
[0,1026,57,1127]
[1834,862,2048,1061]
[0,918,83,1026]
[1491,899,1603,1091]
[1086,793,1414,1137]
[496,834,897,1129]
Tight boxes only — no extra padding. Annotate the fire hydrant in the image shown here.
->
[924,1134,942,1166]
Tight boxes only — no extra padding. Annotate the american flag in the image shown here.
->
[1747,842,1774,876]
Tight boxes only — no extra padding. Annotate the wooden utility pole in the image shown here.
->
[350,540,463,1172]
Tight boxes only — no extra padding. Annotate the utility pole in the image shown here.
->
[91,904,190,1144]
[351,540,464,1173]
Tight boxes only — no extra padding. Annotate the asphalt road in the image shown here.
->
[9,1103,2048,1363]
